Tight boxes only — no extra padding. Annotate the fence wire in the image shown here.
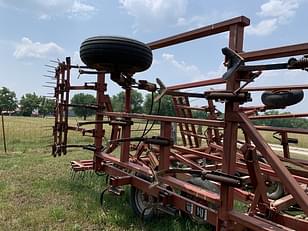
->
[0,116,54,153]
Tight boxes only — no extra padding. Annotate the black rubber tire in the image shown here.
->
[130,186,155,221]
[80,36,153,73]
[261,90,304,108]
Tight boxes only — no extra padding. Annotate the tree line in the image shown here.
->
[0,87,54,117]
[1,86,308,129]
[253,110,308,129]
[71,90,177,120]
[0,87,177,119]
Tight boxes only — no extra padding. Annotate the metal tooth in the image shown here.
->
[42,85,55,88]
[43,75,56,79]
[40,135,53,138]
[50,60,61,64]
[43,96,56,99]
[45,81,56,84]
[47,70,56,73]
[100,186,110,209]
[45,64,56,68]
[41,128,52,131]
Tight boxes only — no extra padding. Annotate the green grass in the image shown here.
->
[0,116,162,153]
[0,149,210,231]
[0,116,307,230]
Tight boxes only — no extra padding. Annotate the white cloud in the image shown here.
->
[0,0,96,19]
[246,18,278,36]
[162,53,225,81]
[14,37,64,59]
[176,10,238,30]
[119,0,188,31]
[248,0,299,36]
[72,51,82,65]
[258,0,299,23]
[69,1,96,17]
[162,53,205,80]
[176,15,208,28]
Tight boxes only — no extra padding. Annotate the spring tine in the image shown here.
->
[45,64,56,68]
[42,85,55,88]
[41,130,52,133]
[47,70,55,73]
[43,75,55,80]
[41,125,52,128]
[50,60,60,64]
[43,74,54,78]
[100,186,110,210]
[71,170,76,180]
[40,135,53,138]
[45,81,56,84]
[43,96,55,99]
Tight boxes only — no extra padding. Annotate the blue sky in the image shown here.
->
[0,0,307,112]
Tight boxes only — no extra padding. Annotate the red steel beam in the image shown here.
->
[241,43,308,62]
[147,16,250,50]
[103,111,225,127]
[239,112,308,214]
[254,125,308,134]
[167,78,225,91]
[229,211,292,231]
[242,84,308,92]
[250,113,308,120]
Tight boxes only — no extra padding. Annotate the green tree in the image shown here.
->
[192,110,207,119]
[71,93,96,120]
[253,110,308,129]
[39,97,55,117]
[143,93,175,116]
[0,87,18,113]
[111,90,143,113]
[19,93,41,116]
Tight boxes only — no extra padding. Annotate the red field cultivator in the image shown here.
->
[52,16,308,230]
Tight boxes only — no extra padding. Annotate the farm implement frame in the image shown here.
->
[51,16,308,230]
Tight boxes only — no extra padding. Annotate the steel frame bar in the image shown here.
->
[147,16,250,49]
[103,111,224,127]
[241,43,308,62]
[238,112,308,214]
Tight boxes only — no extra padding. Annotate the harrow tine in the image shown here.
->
[41,128,52,132]
[42,85,55,88]
[50,60,60,64]
[43,74,55,78]
[70,170,77,180]
[100,186,110,209]
[43,96,56,99]
[40,135,53,139]
[45,64,56,68]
